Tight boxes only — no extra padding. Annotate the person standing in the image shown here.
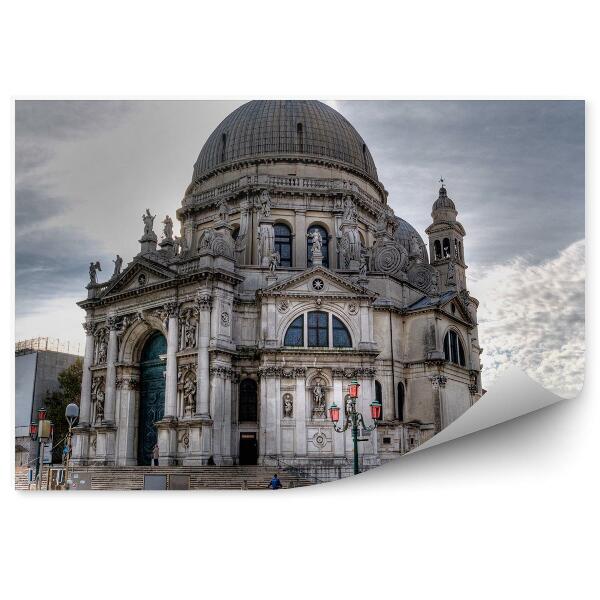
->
[152,443,160,467]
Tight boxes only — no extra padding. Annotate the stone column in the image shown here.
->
[103,317,119,424]
[116,377,139,466]
[210,368,224,464]
[332,375,345,457]
[196,293,212,416]
[222,374,233,464]
[164,303,179,418]
[294,210,307,268]
[294,369,307,456]
[79,321,95,425]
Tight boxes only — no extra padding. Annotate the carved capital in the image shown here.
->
[116,377,139,391]
[82,322,95,336]
[196,293,212,311]
[164,301,179,318]
[430,375,447,390]
[106,316,120,331]
[210,366,233,379]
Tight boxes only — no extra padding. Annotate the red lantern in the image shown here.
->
[37,407,47,421]
[329,402,340,423]
[348,379,360,399]
[29,421,38,439]
[370,400,382,421]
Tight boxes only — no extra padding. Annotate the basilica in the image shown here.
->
[71,100,483,480]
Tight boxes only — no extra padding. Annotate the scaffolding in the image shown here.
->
[15,337,82,356]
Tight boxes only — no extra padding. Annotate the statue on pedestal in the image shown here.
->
[142,209,156,237]
[112,255,122,278]
[89,261,101,284]
[162,215,173,240]
[312,379,326,419]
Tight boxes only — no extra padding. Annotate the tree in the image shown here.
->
[45,358,83,463]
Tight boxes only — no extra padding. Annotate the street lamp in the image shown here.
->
[64,403,79,490]
[31,407,52,490]
[328,379,382,476]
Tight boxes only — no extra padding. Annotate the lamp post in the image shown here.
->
[64,403,80,490]
[328,379,382,476]
[30,407,52,490]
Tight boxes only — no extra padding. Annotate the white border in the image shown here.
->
[2,2,596,599]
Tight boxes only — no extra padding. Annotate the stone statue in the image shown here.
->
[268,250,280,273]
[345,394,353,417]
[283,393,293,418]
[95,389,105,423]
[112,255,122,278]
[359,245,369,276]
[447,260,456,285]
[218,197,229,223]
[179,308,197,350]
[96,337,107,364]
[307,229,323,257]
[410,235,422,259]
[257,223,275,266]
[162,215,173,240]
[199,228,215,250]
[312,379,326,418]
[89,261,101,284]
[142,209,155,236]
[431,269,440,294]
[343,196,358,223]
[259,189,272,217]
[183,376,196,417]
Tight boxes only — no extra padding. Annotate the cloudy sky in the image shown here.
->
[14,100,585,397]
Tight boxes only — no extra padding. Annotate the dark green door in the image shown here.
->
[138,332,167,466]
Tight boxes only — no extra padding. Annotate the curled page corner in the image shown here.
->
[411,368,566,453]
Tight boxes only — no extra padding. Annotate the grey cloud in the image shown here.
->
[15,100,132,141]
[469,239,585,398]
[338,100,584,267]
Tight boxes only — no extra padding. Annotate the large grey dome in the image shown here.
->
[191,100,379,184]
[394,217,428,260]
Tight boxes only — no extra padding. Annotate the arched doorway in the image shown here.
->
[138,332,167,465]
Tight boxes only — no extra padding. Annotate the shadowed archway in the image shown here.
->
[138,332,167,465]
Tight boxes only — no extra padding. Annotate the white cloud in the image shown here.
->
[469,239,585,398]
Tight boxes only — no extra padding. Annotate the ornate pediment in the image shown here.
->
[100,257,176,298]
[259,266,377,299]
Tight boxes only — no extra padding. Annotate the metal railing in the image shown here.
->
[265,454,333,486]
[15,337,82,356]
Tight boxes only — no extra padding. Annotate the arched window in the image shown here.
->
[232,225,240,241]
[458,241,463,261]
[375,380,383,421]
[284,315,304,347]
[442,237,451,258]
[307,225,329,268]
[307,311,328,347]
[444,330,466,367]
[434,240,442,260]
[397,382,405,421]
[239,378,257,422]
[332,316,351,348]
[274,223,292,267]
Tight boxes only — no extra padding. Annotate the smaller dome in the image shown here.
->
[433,186,456,211]
[394,217,428,260]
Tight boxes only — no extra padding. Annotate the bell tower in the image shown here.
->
[425,180,467,291]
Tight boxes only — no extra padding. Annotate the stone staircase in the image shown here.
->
[15,465,317,491]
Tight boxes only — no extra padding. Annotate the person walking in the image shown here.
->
[267,473,283,490]
[152,443,159,467]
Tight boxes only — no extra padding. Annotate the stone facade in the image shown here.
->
[71,100,482,478]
